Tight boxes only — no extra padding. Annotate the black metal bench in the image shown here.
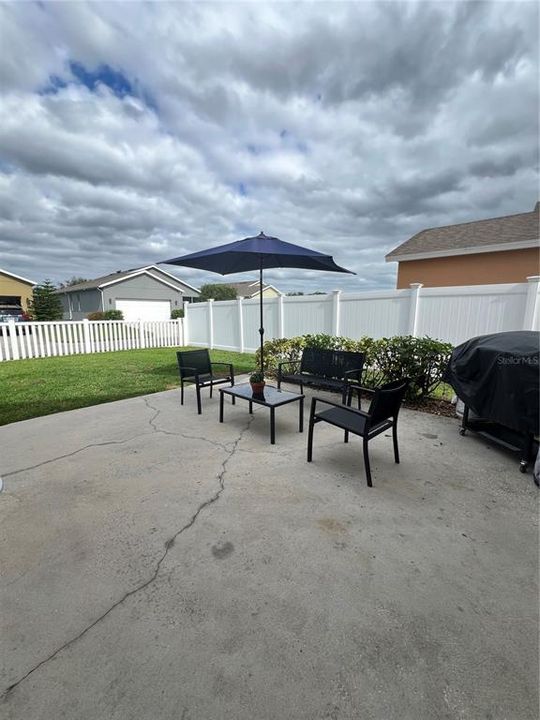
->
[277,347,365,404]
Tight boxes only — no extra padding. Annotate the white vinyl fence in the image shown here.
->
[0,318,184,362]
[1,278,538,362]
[184,277,540,352]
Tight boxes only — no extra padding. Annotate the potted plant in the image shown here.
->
[249,370,266,395]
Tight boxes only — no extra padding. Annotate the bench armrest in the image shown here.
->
[344,368,364,383]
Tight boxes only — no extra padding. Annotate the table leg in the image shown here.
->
[219,391,224,422]
[299,397,304,433]
[249,400,253,414]
[270,407,275,445]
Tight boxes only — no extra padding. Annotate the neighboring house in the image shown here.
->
[56,266,200,321]
[212,280,282,299]
[0,268,36,312]
[386,202,540,288]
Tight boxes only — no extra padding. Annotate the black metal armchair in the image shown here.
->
[307,379,409,487]
[176,349,235,415]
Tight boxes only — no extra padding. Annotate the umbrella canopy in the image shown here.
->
[162,231,354,372]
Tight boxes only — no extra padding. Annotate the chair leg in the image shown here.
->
[307,401,316,462]
[344,430,349,443]
[196,383,202,415]
[362,436,373,487]
[209,382,213,399]
[393,420,400,464]
[180,380,184,405]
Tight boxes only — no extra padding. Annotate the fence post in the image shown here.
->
[177,317,183,346]
[82,318,92,353]
[237,297,244,353]
[523,275,540,330]
[138,320,146,349]
[207,299,214,349]
[183,303,190,346]
[331,290,341,336]
[8,319,19,360]
[277,294,284,338]
[408,283,423,336]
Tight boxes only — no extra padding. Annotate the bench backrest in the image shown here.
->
[300,347,365,380]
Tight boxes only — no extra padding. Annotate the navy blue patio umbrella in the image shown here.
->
[162,231,354,373]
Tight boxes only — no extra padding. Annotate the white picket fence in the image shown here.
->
[0,318,184,361]
[184,277,540,352]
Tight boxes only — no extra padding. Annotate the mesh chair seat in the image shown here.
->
[281,372,345,390]
[316,407,392,436]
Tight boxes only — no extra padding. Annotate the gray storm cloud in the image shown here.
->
[0,1,537,292]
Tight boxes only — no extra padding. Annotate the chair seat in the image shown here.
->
[183,373,231,385]
[282,373,345,389]
[316,407,392,437]
[316,407,368,434]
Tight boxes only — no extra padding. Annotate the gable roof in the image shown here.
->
[212,280,282,298]
[0,268,36,286]
[57,266,200,295]
[386,202,539,263]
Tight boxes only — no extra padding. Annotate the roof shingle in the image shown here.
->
[386,203,539,261]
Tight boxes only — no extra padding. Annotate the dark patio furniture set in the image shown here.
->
[176,348,408,487]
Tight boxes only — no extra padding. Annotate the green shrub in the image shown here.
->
[104,310,123,320]
[257,333,452,402]
[87,310,124,320]
[171,308,184,319]
[198,284,237,301]
[370,336,452,401]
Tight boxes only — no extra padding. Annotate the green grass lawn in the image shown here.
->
[0,347,255,426]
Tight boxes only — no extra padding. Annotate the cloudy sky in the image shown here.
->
[0,1,538,294]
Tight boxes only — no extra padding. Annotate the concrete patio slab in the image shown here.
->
[0,383,538,720]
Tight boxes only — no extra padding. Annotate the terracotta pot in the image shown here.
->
[250,381,266,395]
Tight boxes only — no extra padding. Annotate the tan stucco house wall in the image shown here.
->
[0,270,35,311]
[396,247,540,288]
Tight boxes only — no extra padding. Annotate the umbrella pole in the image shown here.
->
[259,259,264,374]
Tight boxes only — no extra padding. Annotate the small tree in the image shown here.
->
[29,280,64,321]
[199,284,237,301]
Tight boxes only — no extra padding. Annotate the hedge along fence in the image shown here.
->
[255,333,453,402]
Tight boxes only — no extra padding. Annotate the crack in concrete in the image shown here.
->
[142,397,231,452]
[2,434,156,479]
[2,397,230,482]
[1,411,254,701]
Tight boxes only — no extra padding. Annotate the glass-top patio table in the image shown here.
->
[219,383,304,445]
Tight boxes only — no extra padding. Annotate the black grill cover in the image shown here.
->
[443,331,539,436]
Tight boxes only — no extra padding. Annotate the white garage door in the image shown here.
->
[115,300,171,321]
